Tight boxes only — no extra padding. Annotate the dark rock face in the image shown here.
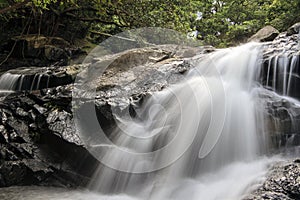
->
[249,26,279,42]
[245,159,300,200]
[259,90,300,150]
[0,93,98,187]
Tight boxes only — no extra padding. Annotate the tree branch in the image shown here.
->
[90,30,136,42]
[65,12,128,27]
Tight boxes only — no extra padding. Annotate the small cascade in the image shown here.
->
[0,73,22,91]
[0,65,74,92]
[28,74,51,91]
[262,50,300,99]
[261,28,300,99]
[0,72,49,92]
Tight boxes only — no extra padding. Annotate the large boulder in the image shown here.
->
[248,26,279,42]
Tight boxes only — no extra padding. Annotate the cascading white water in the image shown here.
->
[0,72,49,92]
[265,49,300,97]
[0,72,22,92]
[76,43,277,200]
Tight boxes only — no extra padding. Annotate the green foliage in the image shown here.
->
[190,0,300,47]
[0,0,300,48]
[266,0,300,31]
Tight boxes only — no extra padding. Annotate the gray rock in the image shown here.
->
[249,26,279,42]
[6,120,30,143]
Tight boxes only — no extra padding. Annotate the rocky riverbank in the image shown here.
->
[245,158,300,200]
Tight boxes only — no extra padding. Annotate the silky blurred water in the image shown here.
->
[0,157,281,200]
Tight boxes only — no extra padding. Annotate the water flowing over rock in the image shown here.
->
[0,64,84,91]
[258,29,300,150]
[79,43,267,199]
[261,33,300,99]
[0,25,300,200]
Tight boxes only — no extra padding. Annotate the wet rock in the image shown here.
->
[0,91,95,187]
[0,125,9,143]
[0,173,5,187]
[260,89,300,148]
[259,25,300,149]
[0,126,6,144]
[0,161,29,186]
[33,104,47,114]
[46,109,81,145]
[245,160,300,200]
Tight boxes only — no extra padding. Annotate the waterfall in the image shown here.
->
[0,73,22,92]
[74,43,282,199]
[266,54,300,96]
[0,72,50,92]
